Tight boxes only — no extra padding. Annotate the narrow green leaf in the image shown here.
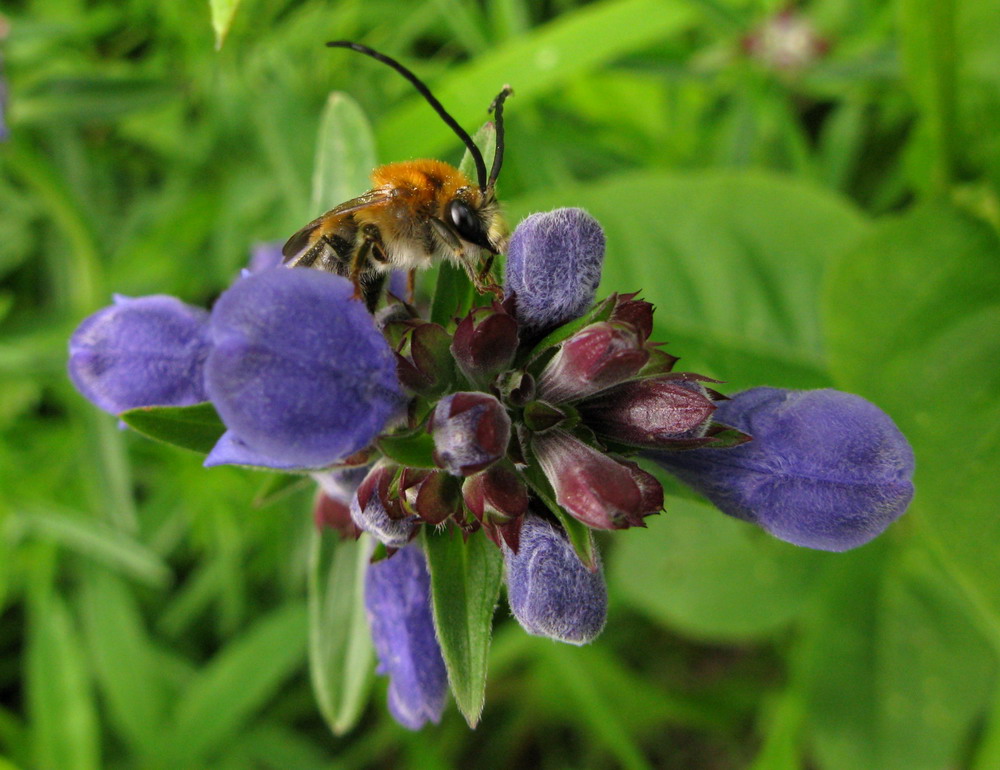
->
[308,530,376,736]
[311,92,377,215]
[422,526,503,727]
[14,505,171,588]
[79,568,167,759]
[120,402,226,455]
[252,473,311,508]
[166,602,308,765]
[209,0,242,49]
[27,588,101,770]
[376,430,437,469]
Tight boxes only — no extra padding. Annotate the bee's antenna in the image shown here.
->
[326,41,489,192]
[488,86,513,190]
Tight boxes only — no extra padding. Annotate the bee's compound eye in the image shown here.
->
[447,200,486,246]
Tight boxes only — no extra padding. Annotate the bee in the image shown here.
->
[282,41,512,311]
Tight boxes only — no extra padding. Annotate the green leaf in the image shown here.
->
[13,505,171,588]
[120,402,226,455]
[457,122,497,188]
[430,263,475,327]
[27,587,101,770]
[422,526,503,727]
[510,170,870,390]
[165,602,308,765]
[823,205,1000,626]
[311,92,377,215]
[609,496,830,641]
[209,0,242,49]
[79,568,167,760]
[307,530,375,736]
[378,0,697,160]
[376,430,438,469]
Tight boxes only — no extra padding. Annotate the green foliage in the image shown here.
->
[1,0,998,767]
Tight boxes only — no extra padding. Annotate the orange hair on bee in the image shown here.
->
[325,41,511,192]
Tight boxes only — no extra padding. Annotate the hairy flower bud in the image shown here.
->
[650,387,915,551]
[538,322,649,403]
[579,376,717,448]
[393,320,454,395]
[503,514,607,644]
[350,463,419,547]
[365,546,448,730]
[399,468,462,525]
[532,430,663,529]
[450,303,520,385]
[68,294,211,415]
[431,392,511,477]
[312,465,369,536]
[505,208,605,333]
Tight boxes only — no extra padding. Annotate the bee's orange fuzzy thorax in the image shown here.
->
[371,159,475,206]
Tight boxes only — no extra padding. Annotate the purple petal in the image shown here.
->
[204,268,404,469]
[247,241,285,273]
[504,209,605,333]
[203,430,306,470]
[68,294,210,414]
[503,514,607,644]
[649,387,915,551]
[365,546,448,730]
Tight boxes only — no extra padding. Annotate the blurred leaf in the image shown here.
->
[823,205,1000,627]
[379,0,697,160]
[120,402,226,455]
[422,525,503,727]
[13,506,171,588]
[27,588,101,770]
[797,543,995,770]
[308,530,375,736]
[376,430,437,469]
[311,92,377,215]
[79,568,167,760]
[209,0,242,49]
[510,170,870,390]
[16,77,175,123]
[166,602,308,765]
[610,496,830,641]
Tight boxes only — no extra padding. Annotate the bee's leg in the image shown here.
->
[361,272,388,314]
[407,269,417,303]
[348,224,389,308]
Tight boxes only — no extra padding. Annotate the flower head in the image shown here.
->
[650,387,915,551]
[68,294,211,414]
[204,268,403,469]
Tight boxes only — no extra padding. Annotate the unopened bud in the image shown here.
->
[538,322,649,403]
[350,462,420,547]
[451,303,520,384]
[430,392,511,476]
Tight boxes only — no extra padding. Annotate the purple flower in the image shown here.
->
[430,392,511,477]
[350,462,420,547]
[204,268,403,469]
[68,295,210,414]
[504,208,605,333]
[365,546,448,730]
[247,241,285,273]
[537,321,649,403]
[503,514,607,644]
[650,387,915,551]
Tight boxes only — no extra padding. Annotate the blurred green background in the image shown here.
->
[2,0,1000,767]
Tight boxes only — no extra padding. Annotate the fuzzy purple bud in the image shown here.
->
[532,430,663,529]
[650,387,915,551]
[431,392,511,477]
[204,268,403,470]
[503,514,607,644]
[68,294,210,415]
[579,376,717,448]
[505,209,605,333]
[365,546,448,729]
[350,463,420,547]
[538,322,649,403]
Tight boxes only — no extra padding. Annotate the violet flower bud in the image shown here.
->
[650,387,915,551]
[503,514,607,645]
[532,429,663,529]
[463,462,530,525]
[350,463,420,547]
[312,465,369,536]
[505,209,605,333]
[393,320,454,395]
[537,322,649,403]
[609,293,654,342]
[450,303,520,385]
[68,294,210,415]
[430,392,511,477]
[398,468,462,525]
[204,268,403,470]
[365,546,448,730]
[579,376,717,448]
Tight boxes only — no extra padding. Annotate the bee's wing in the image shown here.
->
[281,189,396,261]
